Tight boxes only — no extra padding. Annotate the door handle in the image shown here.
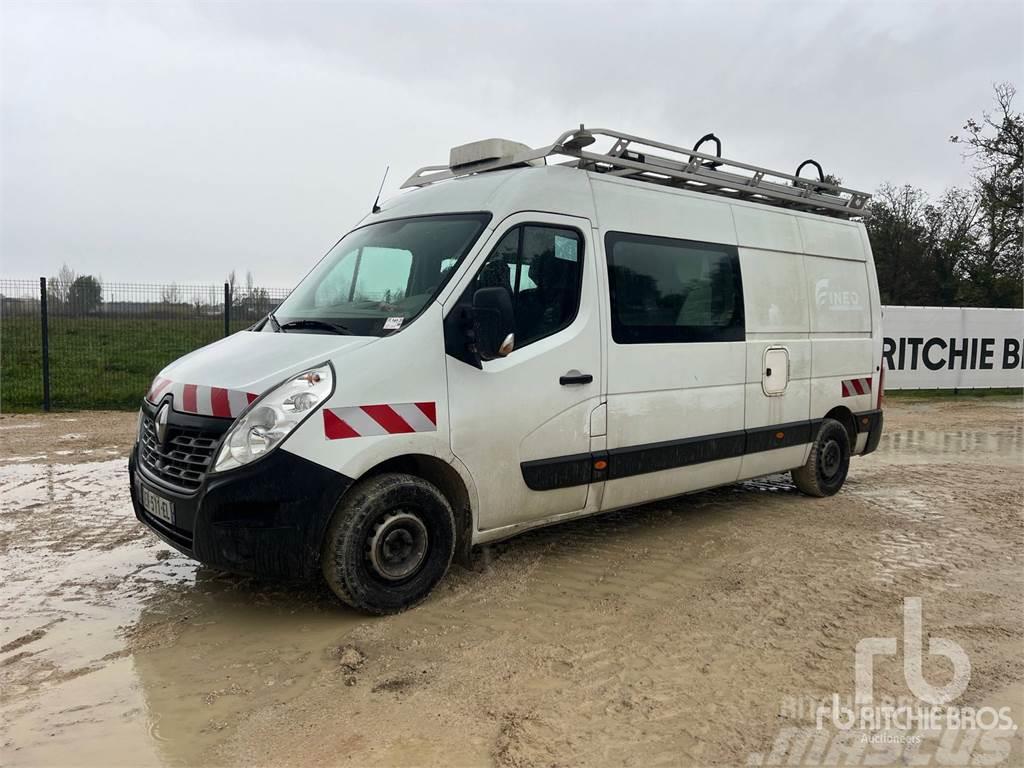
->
[559,371,593,386]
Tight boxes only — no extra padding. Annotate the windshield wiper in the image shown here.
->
[267,312,282,332]
[279,319,354,335]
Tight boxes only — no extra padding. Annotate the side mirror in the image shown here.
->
[471,287,515,360]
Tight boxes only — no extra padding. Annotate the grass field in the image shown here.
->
[1,317,252,411]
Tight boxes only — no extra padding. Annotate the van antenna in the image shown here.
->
[371,165,390,214]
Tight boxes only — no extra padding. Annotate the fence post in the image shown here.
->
[39,277,51,412]
[223,282,230,337]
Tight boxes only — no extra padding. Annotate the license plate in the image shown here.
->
[140,484,175,526]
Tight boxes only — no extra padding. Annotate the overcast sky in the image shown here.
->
[1,0,1020,288]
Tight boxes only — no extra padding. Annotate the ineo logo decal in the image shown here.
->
[816,278,861,311]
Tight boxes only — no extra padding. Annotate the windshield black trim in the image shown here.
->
[267,212,493,338]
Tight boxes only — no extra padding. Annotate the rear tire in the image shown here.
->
[321,472,455,615]
[792,418,850,497]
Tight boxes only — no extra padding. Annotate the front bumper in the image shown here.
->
[130,436,353,580]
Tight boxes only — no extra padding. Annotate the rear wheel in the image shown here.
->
[321,472,455,614]
[792,418,850,497]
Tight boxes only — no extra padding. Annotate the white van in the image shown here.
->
[129,127,884,614]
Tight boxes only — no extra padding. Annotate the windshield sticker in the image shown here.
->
[383,316,404,330]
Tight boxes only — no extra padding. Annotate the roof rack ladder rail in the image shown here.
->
[574,127,868,202]
[400,125,871,218]
[571,147,860,214]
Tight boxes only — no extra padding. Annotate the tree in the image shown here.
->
[161,282,181,304]
[866,184,933,305]
[922,188,981,306]
[866,184,984,307]
[951,82,1023,308]
[47,263,79,306]
[67,275,102,314]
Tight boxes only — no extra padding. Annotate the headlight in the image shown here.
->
[212,363,333,473]
[135,408,144,444]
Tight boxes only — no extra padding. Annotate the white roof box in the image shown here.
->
[449,138,541,170]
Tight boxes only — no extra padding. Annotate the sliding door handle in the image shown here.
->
[559,371,593,386]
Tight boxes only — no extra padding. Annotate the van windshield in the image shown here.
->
[270,213,491,336]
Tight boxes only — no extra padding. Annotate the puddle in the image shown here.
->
[0,455,49,464]
[876,426,1023,465]
[0,459,363,767]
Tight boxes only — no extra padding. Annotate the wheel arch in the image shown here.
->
[356,453,475,566]
[823,405,857,446]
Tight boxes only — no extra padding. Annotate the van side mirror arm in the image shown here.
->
[470,287,515,363]
[443,304,483,369]
[461,306,483,370]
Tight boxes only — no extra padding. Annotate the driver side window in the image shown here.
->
[465,224,583,349]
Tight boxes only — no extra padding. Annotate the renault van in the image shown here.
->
[129,126,885,614]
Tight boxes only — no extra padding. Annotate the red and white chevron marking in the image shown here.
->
[841,377,873,398]
[147,377,258,418]
[323,402,437,440]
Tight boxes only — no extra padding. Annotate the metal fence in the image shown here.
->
[1,278,291,411]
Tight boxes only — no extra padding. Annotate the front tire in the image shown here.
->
[792,418,850,497]
[321,472,455,615]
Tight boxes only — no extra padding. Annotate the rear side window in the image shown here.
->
[605,232,744,344]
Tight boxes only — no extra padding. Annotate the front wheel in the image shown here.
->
[321,472,455,614]
[792,418,850,497]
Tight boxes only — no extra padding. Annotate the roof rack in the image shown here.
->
[402,125,871,219]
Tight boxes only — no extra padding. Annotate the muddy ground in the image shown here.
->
[1,399,1022,767]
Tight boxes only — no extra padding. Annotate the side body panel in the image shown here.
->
[592,177,747,511]
[803,219,878,428]
[733,203,813,479]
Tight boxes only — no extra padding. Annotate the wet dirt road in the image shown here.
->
[1,400,1022,767]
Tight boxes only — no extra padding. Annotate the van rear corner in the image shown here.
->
[855,357,886,457]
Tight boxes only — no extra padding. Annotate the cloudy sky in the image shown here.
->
[1,0,1020,287]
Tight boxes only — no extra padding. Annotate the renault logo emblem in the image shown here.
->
[155,403,170,447]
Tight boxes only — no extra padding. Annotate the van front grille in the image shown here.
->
[139,414,227,491]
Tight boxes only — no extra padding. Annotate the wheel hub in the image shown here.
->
[821,440,841,478]
[367,511,429,581]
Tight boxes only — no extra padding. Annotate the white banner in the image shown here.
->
[882,306,1024,389]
